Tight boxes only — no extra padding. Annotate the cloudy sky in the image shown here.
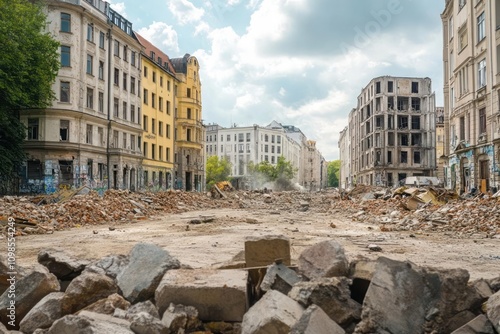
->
[109,0,445,161]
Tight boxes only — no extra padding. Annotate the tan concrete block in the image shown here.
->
[244,235,291,267]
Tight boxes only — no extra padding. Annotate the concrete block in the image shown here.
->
[245,235,291,267]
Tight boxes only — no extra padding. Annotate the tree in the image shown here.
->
[247,156,297,190]
[327,160,341,187]
[0,0,60,181]
[205,155,232,187]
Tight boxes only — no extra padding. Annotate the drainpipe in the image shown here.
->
[106,28,112,190]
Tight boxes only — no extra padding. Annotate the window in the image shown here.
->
[479,108,487,134]
[60,81,70,102]
[152,71,156,83]
[477,12,485,42]
[98,127,104,146]
[166,124,171,138]
[167,101,171,114]
[114,68,119,85]
[167,80,171,91]
[60,120,69,141]
[144,66,148,78]
[459,27,468,51]
[130,134,136,150]
[413,151,421,164]
[61,46,70,67]
[61,13,71,32]
[27,118,39,140]
[375,82,381,94]
[159,97,163,111]
[113,130,118,148]
[160,76,163,87]
[130,77,135,94]
[98,91,104,112]
[187,129,192,141]
[114,98,119,117]
[131,52,136,67]
[123,46,128,62]
[86,54,93,74]
[187,88,191,98]
[459,0,466,10]
[387,151,392,164]
[247,133,251,142]
[114,40,120,57]
[187,108,192,119]
[86,88,94,109]
[123,73,127,91]
[152,93,156,108]
[449,17,453,40]
[123,132,127,149]
[143,89,148,104]
[478,59,486,88]
[411,82,419,93]
[388,81,393,93]
[397,97,409,111]
[86,124,93,144]
[152,118,156,134]
[159,145,163,160]
[99,31,105,48]
[411,116,421,130]
[98,61,104,80]
[130,105,135,123]
[227,135,230,141]
[122,102,127,120]
[87,24,94,42]
[143,115,148,131]
[166,147,171,162]
[159,121,163,136]
[400,151,408,163]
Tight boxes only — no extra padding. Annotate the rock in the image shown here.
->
[127,300,160,319]
[245,235,291,267]
[78,293,130,315]
[90,254,129,279]
[19,292,64,334]
[0,255,27,296]
[290,305,345,334]
[367,244,382,252]
[117,243,180,303]
[487,276,500,293]
[260,262,301,295]
[298,240,349,280]
[161,303,201,332]
[241,290,304,334]
[451,314,495,334]
[48,311,132,333]
[288,277,361,327]
[37,249,89,280]
[485,290,500,333]
[472,278,494,301]
[155,269,247,321]
[61,271,119,314]
[130,312,168,334]
[0,265,60,330]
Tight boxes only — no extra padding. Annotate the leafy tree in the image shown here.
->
[327,160,341,187]
[0,0,60,181]
[248,156,297,190]
[205,155,232,187]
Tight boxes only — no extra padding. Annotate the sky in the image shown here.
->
[109,0,445,161]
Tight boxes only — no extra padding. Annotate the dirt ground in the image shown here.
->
[15,206,500,281]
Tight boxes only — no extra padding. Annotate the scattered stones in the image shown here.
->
[19,292,65,334]
[161,303,201,333]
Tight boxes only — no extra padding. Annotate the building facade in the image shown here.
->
[338,125,350,189]
[442,0,500,194]
[342,76,437,187]
[171,54,204,191]
[436,107,446,184]
[135,34,176,191]
[21,0,143,193]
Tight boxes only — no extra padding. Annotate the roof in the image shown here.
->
[170,54,191,74]
[134,33,176,74]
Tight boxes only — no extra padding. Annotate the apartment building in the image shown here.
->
[436,107,446,184]
[442,0,500,194]
[341,76,437,187]
[21,0,143,192]
[171,54,204,191]
[135,34,176,190]
[338,125,350,189]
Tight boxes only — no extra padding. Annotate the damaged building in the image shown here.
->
[339,76,437,188]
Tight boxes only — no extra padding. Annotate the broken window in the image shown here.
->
[365,122,371,134]
[460,116,466,140]
[388,81,394,93]
[398,116,409,129]
[400,151,408,164]
[388,96,394,110]
[60,120,69,141]
[387,151,393,164]
[397,97,409,111]
[412,116,421,130]
[376,82,381,94]
[388,132,395,146]
[479,108,487,134]
[388,115,394,129]
[376,116,384,129]
[376,97,381,111]
[414,151,421,164]
[376,150,382,164]
[411,97,421,111]
[400,134,409,146]
[411,133,421,146]
[366,105,371,118]
[375,133,381,147]
[411,82,419,93]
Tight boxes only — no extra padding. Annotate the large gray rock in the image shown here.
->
[0,265,60,330]
[61,271,118,314]
[485,290,500,333]
[78,293,130,315]
[241,290,304,334]
[37,249,89,280]
[354,257,482,334]
[47,311,133,333]
[0,255,27,296]
[288,277,361,328]
[130,312,169,334]
[19,292,64,334]
[451,315,495,334]
[260,262,301,296]
[290,305,345,334]
[90,254,129,279]
[117,243,180,303]
[298,240,349,280]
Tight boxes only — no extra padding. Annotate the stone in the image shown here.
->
[130,312,169,334]
[161,303,201,332]
[472,278,494,301]
[37,249,89,280]
[61,271,119,314]
[127,300,160,319]
[47,311,133,334]
[244,235,291,267]
[117,243,180,303]
[155,269,247,321]
[485,290,500,333]
[0,265,60,330]
[288,277,361,327]
[290,305,345,334]
[78,293,130,315]
[487,276,500,292]
[298,240,349,280]
[241,290,304,334]
[260,262,301,296]
[0,255,27,296]
[90,254,129,279]
[451,314,495,334]
[19,292,64,334]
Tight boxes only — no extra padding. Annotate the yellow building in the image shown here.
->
[136,34,176,190]
[171,54,204,191]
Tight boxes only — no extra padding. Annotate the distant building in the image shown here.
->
[436,107,445,184]
[338,125,350,189]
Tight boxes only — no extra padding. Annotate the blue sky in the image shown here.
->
[109,0,445,161]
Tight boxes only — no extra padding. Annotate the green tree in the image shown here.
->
[0,0,60,181]
[327,160,341,187]
[248,156,297,190]
[205,155,232,187]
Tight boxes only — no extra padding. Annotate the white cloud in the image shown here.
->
[108,1,127,17]
[138,22,179,54]
[279,87,286,97]
[168,0,205,25]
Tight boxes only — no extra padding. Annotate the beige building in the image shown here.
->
[436,107,446,183]
[341,76,437,187]
[21,0,143,193]
[442,0,500,194]
[338,125,351,189]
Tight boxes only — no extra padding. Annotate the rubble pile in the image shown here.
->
[0,240,499,334]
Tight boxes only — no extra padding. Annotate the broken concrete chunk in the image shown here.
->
[48,311,133,334]
[485,290,500,333]
[19,292,64,334]
[126,300,160,319]
[90,254,129,279]
[130,311,169,334]
[161,303,201,332]
[241,290,304,334]
[245,235,291,267]
[155,269,247,322]
[290,305,345,334]
[78,293,130,315]
[260,262,301,295]
[37,249,89,280]
[451,314,495,334]
[117,243,180,303]
[298,240,349,279]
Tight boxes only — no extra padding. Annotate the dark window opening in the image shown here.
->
[414,151,421,164]
[412,82,419,93]
[411,116,421,130]
[397,97,409,111]
[400,152,408,164]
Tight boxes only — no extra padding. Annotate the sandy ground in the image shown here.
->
[12,207,500,281]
